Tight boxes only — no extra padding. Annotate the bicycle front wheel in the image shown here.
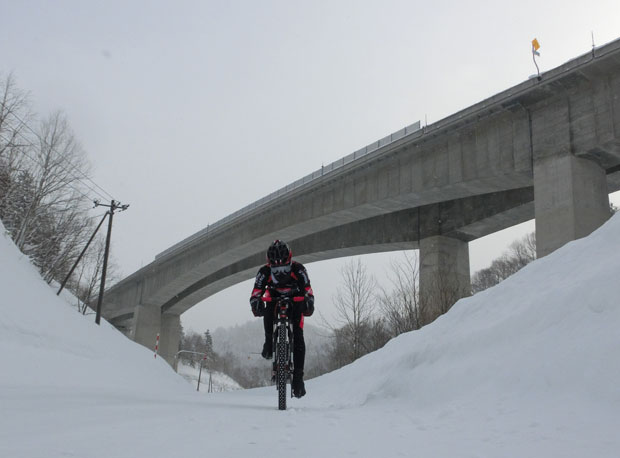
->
[276,323,288,410]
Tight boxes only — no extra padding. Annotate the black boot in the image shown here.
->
[261,340,273,359]
[292,372,306,398]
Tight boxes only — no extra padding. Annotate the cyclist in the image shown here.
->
[250,240,314,398]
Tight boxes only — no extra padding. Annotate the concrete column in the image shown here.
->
[159,313,182,367]
[131,303,161,354]
[418,235,470,327]
[534,154,610,258]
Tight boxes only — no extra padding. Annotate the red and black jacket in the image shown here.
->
[250,261,314,315]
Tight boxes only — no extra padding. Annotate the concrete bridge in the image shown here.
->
[102,38,620,365]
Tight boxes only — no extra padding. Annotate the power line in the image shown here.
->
[8,121,114,202]
[56,210,110,296]
[87,211,109,221]
[0,131,111,203]
[0,132,102,203]
[14,130,110,202]
[7,110,115,200]
[5,110,116,201]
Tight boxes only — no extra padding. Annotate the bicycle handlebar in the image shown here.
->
[262,289,307,303]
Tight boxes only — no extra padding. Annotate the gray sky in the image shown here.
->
[2,0,619,332]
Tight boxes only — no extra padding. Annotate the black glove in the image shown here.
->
[250,297,264,317]
[303,295,314,317]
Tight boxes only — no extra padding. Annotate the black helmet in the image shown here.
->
[267,240,292,266]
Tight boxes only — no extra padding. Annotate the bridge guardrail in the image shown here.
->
[155,120,422,260]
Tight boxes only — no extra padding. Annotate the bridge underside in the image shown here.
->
[110,166,620,336]
[109,187,535,327]
[103,38,620,365]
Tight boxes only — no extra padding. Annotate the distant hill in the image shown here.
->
[211,318,332,383]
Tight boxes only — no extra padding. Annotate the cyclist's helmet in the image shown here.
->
[267,240,292,266]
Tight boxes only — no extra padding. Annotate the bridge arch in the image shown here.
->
[102,39,620,365]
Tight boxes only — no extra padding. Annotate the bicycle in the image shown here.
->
[269,294,305,410]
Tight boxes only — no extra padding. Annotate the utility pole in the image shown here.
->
[94,199,129,325]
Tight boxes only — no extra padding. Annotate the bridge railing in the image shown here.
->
[155,120,422,260]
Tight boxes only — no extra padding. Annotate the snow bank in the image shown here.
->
[308,213,620,412]
[0,223,190,398]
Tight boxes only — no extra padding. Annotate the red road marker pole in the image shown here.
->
[154,333,160,359]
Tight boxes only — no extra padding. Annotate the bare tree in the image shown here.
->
[418,269,465,325]
[471,232,537,294]
[0,74,116,315]
[0,73,32,227]
[3,111,97,285]
[0,72,31,161]
[13,112,90,250]
[331,259,377,362]
[376,251,421,336]
[508,232,536,270]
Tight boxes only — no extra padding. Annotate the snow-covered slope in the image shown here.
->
[177,362,242,392]
[0,225,190,398]
[1,215,620,458]
[310,217,620,411]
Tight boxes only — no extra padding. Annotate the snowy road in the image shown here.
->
[3,381,617,458]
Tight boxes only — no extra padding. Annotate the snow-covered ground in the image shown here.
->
[1,214,620,458]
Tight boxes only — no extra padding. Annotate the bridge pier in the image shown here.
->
[531,88,612,260]
[534,154,609,257]
[418,235,471,327]
[159,313,181,365]
[131,304,180,367]
[131,303,160,353]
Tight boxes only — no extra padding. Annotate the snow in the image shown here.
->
[177,362,242,392]
[1,215,620,457]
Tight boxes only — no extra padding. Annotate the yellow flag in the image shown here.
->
[532,38,540,52]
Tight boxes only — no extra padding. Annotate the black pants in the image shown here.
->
[263,302,305,376]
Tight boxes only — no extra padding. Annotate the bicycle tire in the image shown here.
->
[277,323,288,410]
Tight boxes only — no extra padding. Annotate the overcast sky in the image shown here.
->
[2,0,619,332]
